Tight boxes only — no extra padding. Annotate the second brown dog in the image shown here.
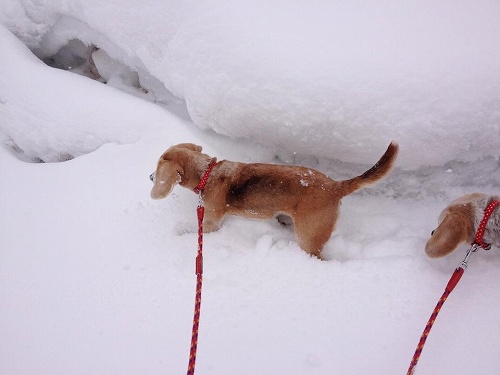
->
[151,142,398,259]
[425,193,500,258]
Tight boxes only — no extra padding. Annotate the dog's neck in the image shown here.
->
[473,195,500,248]
[181,153,216,191]
[194,158,217,194]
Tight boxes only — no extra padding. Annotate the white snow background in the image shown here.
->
[1,1,499,374]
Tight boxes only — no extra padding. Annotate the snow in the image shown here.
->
[1,1,500,374]
[1,0,500,167]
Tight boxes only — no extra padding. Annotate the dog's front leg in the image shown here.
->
[203,208,225,233]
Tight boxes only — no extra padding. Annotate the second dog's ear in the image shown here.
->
[425,213,469,258]
[150,160,183,200]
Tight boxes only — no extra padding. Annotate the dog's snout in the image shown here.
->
[149,172,155,182]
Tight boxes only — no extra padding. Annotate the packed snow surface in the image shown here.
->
[1,1,500,374]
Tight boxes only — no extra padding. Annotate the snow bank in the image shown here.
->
[1,2,500,374]
[0,25,172,162]
[1,0,499,167]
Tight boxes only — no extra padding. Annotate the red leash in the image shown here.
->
[187,160,216,375]
[186,202,205,375]
[406,247,471,375]
[407,200,499,375]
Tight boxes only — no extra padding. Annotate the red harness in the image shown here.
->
[407,200,499,375]
[187,159,216,375]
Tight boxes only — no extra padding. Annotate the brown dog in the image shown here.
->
[150,142,398,258]
[425,193,500,258]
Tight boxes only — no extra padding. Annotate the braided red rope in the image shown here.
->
[187,204,205,375]
[407,200,499,375]
[187,161,216,375]
[406,267,464,375]
[474,200,499,249]
[193,159,217,194]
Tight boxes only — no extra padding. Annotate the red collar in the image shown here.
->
[193,159,217,194]
[474,200,500,249]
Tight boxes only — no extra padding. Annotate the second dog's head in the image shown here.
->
[425,194,484,258]
[150,143,204,200]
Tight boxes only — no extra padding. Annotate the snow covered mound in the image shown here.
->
[2,3,500,375]
[1,0,499,167]
[0,25,172,162]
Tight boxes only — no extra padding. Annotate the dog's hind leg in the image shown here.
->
[293,207,338,259]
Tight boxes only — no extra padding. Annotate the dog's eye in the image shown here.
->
[430,230,435,236]
[149,172,155,182]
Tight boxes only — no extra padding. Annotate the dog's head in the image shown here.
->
[150,143,203,200]
[425,195,478,258]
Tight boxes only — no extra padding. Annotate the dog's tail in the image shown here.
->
[340,141,399,195]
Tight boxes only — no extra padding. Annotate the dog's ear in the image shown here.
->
[177,143,202,152]
[425,213,470,258]
[150,159,183,200]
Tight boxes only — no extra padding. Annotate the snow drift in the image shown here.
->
[1,0,499,167]
[1,2,500,375]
